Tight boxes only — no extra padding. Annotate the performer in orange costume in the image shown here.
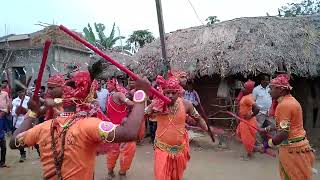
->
[236,80,260,160]
[263,74,315,180]
[41,74,65,121]
[106,78,136,180]
[9,71,150,180]
[146,75,212,180]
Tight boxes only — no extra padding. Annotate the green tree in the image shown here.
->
[83,23,96,45]
[83,22,125,50]
[205,16,220,25]
[126,30,155,53]
[278,0,320,17]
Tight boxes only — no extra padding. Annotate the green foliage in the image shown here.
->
[126,30,155,53]
[83,22,125,50]
[205,16,220,25]
[83,23,96,44]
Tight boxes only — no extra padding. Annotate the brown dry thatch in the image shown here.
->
[133,15,320,79]
[89,49,137,79]
[30,25,87,50]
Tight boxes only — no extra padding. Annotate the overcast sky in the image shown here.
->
[0,0,290,39]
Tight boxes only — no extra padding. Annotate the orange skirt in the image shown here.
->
[236,118,257,153]
[279,140,315,180]
[154,133,190,180]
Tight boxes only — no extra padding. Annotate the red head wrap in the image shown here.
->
[63,71,94,107]
[156,76,184,93]
[45,74,65,99]
[167,70,188,80]
[244,80,255,93]
[268,74,292,117]
[270,74,292,90]
[107,78,127,94]
[151,76,184,113]
[47,74,65,87]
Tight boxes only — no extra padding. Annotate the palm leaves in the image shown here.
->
[205,16,220,25]
[83,23,96,44]
[83,23,155,54]
[83,22,124,50]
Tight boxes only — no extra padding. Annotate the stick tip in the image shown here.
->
[58,25,66,30]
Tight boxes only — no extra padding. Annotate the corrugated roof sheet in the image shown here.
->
[0,34,30,42]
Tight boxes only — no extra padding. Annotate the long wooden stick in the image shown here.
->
[197,104,215,142]
[59,25,171,104]
[222,111,272,138]
[33,40,51,102]
[209,110,276,157]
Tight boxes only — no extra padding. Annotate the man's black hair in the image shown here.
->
[65,81,76,88]
[15,86,25,93]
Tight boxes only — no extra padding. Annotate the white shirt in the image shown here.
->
[96,88,109,112]
[252,85,272,114]
[11,96,30,128]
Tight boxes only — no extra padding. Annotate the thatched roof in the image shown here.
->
[30,26,87,50]
[89,49,137,79]
[133,15,320,79]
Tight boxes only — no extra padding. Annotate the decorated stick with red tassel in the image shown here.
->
[59,25,171,104]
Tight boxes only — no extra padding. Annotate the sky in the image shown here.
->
[0,0,291,39]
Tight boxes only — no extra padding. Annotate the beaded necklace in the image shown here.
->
[50,113,78,180]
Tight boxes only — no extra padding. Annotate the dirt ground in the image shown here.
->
[0,135,319,180]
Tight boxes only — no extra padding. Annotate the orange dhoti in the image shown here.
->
[236,118,257,153]
[106,93,137,172]
[106,142,136,172]
[278,140,315,180]
[154,133,190,180]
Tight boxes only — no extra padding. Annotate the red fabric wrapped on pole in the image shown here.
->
[33,40,51,102]
[58,25,171,104]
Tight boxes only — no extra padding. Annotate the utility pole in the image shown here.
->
[117,27,123,51]
[155,0,170,77]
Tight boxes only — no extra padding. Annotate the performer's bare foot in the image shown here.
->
[0,162,9,168]
[240,155,250,161]
[19,154,26,163]
[119,171,127,180]
[240,153,253,161]
[136,139,144,146]
[106,171,115,180]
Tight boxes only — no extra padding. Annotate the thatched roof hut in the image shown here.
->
[89,49,137,79]
[133,15,320,79]
[30,25,87,50]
